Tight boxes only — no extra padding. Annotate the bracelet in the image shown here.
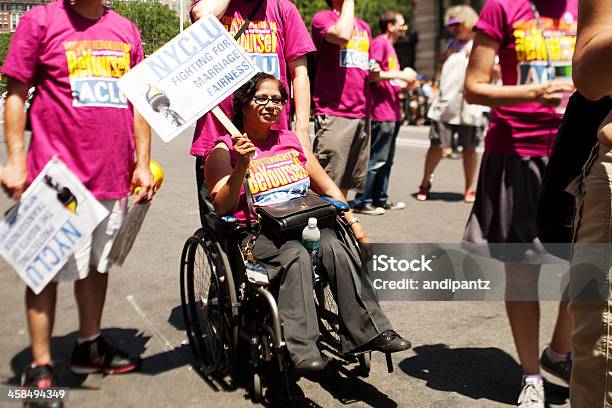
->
[347,217,360,226]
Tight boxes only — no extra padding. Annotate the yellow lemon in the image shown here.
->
[134,160,164,195]
[149,160,164,190]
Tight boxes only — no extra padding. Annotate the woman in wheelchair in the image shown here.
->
[204,72,411,375]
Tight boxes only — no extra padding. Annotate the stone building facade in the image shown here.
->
[411,0,484,79]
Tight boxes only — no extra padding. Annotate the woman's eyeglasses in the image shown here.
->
[252,95,286,107]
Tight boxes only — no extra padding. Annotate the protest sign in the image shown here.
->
[118,14,260,142]
[0,157,109,294]
[108,202,150,267]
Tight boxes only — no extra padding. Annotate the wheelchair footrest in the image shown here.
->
[385,353,393,373]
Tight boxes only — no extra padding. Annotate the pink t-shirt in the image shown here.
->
[475,0,578,157]
[189,0,315,157]
[369,34,402,122]
[215,129,309,223]
[1,0,143,199]
[311,10,372,119]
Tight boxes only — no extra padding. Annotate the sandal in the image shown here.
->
[464,191,476,203]
[416,175,434,201]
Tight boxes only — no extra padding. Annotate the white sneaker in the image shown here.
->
[517,378,545,408]
[382,201,406,210]
[352,204,385,216]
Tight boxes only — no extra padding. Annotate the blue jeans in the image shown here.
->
[353,121,401,207]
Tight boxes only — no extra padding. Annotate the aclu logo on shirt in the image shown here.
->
[70,78,127,107]
[340,50,368,69]
[339,28,369,70]
[517,61,553,85]
[64,40,132,108]
[250,53,281,79]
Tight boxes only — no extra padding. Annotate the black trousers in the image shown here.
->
[249,228,392,364]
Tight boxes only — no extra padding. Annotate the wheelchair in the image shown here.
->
[180,189,393,402]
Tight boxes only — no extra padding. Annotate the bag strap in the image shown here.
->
[528,0,555,73]
[233,0,265,41]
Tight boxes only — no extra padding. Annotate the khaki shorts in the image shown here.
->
[429,121,482,150]
[313,115,370,191]
[54,198,127,282]
[567,144,612,407]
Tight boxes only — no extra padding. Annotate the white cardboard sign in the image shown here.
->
[118,14,260,142]
[0,157,109,294]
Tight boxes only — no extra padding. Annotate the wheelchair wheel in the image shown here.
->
[180,228,238,376]
[314,282,341,349]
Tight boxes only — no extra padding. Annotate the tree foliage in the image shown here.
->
[110,0,184,56]
[294,0,413,35]
[0,33,13,91]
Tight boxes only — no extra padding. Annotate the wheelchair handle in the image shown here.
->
[320,195,350,212]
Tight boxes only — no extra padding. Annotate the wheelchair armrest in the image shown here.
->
[221,215,238,224]
[320,195,350,212]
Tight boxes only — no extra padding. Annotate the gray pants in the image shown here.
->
[250,228,392,364]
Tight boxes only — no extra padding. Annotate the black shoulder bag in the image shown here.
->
[255,192,337,241]
[529,1,612,257]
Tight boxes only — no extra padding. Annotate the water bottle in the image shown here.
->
[302,217,321,274]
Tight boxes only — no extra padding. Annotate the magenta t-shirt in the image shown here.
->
[215,129,309,223]
[189,0,315,157]
[311,10,372,119]
[1,0,143,199]
[369,34,402,122]
[475,0,578,157]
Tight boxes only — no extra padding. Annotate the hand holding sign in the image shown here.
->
[118,15,259,143]
[0,157,109,294]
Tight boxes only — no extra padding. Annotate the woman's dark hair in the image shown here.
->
[232,72,288,130]
[324,0,332,7]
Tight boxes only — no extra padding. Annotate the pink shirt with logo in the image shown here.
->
[475,0,578,157]
[369,34,403,122]
[189,0,315,157]
[1,0,143,199]
[311,10,372,119]
[216,129,309,224]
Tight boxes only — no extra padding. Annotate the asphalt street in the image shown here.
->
[0,125,570,407]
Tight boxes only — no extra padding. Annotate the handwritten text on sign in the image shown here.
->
[0,157,108,294]
[118,14,259,142]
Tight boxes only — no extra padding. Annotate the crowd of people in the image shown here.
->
[1,0,612,407]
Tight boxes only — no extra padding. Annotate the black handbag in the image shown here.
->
[256,193,337,241]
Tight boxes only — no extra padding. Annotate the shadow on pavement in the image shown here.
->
[305,359,397,407]
[410,192,465,202]
[168,306,388,407]
[399,344,569,406]
[168,304,185,331]
[6,328,150,389]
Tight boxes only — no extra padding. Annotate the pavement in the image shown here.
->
[0,125,570,407]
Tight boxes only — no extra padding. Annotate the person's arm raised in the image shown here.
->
[572,0,612,100]
[323,0,355,45]
[288,55,311,151]
[191,0,232,21]
[464,32,573,107]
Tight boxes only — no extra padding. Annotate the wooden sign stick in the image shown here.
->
[212,106,242,138]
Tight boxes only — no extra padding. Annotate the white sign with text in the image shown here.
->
[118,14,260,142]
[0,157,109,294]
